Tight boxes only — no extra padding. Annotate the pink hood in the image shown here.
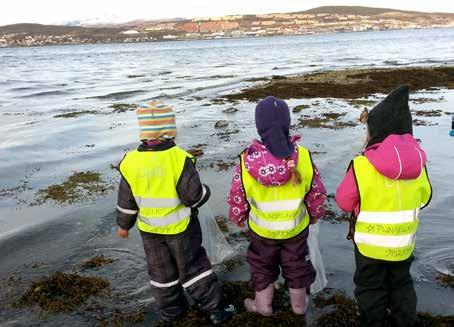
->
[243,135,300,187]
[365,134,427,180]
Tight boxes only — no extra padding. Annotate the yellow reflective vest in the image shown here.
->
[352,155,432,261]
[240,145,314,240]
[120,146,194,235]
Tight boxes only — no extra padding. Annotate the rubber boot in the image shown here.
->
[209,304,236,325]
[244,283,274,316]
[289,288,308,315]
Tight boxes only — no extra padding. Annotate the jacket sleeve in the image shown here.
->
[421,166,432,210]
[335,165,360,214]
[304,165,327,223]
[177,157,211,208]
[117,177,139,230]
[228,164,250,225]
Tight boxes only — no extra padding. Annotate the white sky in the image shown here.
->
[2,0,454,25]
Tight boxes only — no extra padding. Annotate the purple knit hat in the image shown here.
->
[255,96,293,159]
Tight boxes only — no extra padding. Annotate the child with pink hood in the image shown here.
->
[336,85,432,327]
[228,96,326,316]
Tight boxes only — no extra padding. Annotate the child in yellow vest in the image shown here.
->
[116,101,235,325]
[228,96,326,316]
[336,85,432,327]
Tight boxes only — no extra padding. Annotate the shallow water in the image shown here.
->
[1,28,454,325]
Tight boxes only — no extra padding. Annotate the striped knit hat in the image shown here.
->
[137,101,177,140]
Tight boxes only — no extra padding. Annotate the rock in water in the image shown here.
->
[293,104,309,113]
[223,107,238,114]
[215,120,229,128]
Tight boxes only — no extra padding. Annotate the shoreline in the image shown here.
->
[219,66,454,102]
[1,27,453,49]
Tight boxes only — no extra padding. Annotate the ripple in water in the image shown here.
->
[414,248,454,283]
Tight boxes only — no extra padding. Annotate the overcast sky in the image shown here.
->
[2,0,454,25]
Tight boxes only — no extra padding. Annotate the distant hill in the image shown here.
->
[299,6,424,16]
[0,23,124,36]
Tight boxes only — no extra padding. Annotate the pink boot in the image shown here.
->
[244,283,274,316]
[289,288,308,315]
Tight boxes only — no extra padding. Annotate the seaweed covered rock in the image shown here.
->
[161,281,306,326]
[314,290,359,327]
[436,272,454,288]
[82,255,114,269]
[416,312,454,327]
[34,171,109,205]
[15,272,109,312]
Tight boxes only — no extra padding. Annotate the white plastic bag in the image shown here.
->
[308,221,328,294]
[199,206,235,265]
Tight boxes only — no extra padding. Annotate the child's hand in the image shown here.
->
[117,228,129,239]
[236,221,246,228]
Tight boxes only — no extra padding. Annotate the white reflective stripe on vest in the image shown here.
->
[182,269,213,289]
[251,198,303,212]
[249,209,306,231]
[139,207,191,227]
[149,279,179,288]
[354,232,416,247]
[135,196,181,208]
[357,209,419,224]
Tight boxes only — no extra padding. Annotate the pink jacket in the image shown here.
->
[228,135,327,225]
[336,134,428,215]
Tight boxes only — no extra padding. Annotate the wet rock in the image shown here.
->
[34,171,110,205]
[293,104,309,113]
[0,180,31,199]
[187,144,207,158]
[436,272,454,288]
[221,66,454,102]
[315,290,360,327]
[413,119,438,127]
[110,163,120,171]
[211,98,227,105]
[416,312,454,327]
[106,308,146,326]
[82,255,114,269]
[215,120,229,128]
[209,160,236,171]
[414,109,443,117]
[245,77,270,82]
[295,112,356,130]
[110,103,136,113]
[126,74,145,79]
[14,272,109,312]
[347,98,378,109]
[222,107,238,114]
[411,97,444,104]
[161,281,304,327]
[54,110,98,118]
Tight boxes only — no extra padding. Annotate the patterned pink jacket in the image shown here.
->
[228,135,326,226]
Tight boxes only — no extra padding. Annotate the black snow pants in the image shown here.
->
[140,217,224,322]
[354,247,417,327]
